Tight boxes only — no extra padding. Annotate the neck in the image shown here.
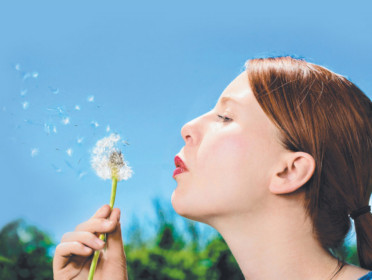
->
[209,197,340,280]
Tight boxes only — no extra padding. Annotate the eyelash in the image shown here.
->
[217,114,233,122]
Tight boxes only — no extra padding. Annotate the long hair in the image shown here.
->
[245,56,372,269]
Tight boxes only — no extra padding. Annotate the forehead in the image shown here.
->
[218,71,252,105]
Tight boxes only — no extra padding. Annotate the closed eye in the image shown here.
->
[217,114,233,122]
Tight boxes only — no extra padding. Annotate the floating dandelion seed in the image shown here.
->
[56,106,65,115]
[32,71,39,78]
[31,148,39,157]
[15,64,21,71]
[77,137,84,144]
[61,117,70,125]
[20,89,27,96]
[91,121,99,128]
[66,148,73,157]
[22,72,31,80]
[78,171,87,180]
[87,95,94,102]
[44,123,51,135]
[88,133,133,279]
[51,164,62,173]
[106,125,110,132]
[22,102,29,109]
[49,86,59,94]
[44,123,58,135]
[75,105,81,110]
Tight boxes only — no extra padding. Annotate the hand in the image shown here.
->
[53,205,128,280]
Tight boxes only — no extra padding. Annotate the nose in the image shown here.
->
[181,111,210,145]
[181,117,200,145]
[181,122,193,145]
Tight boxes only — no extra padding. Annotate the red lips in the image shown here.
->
[173,155,188,178]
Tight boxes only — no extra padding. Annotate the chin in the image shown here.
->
[171,191,216,225]
[171,190,190,217]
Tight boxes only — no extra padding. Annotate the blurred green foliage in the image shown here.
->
[0,200,361,279]
[0,219,54,280]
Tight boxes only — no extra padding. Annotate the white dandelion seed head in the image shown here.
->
[87,95,94,102]
[75,105,81,110]
[91,133,133,181]
[66,148,73,157]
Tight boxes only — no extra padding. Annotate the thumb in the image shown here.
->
[106,221,125,260]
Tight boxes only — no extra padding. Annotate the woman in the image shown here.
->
[53,56,372,279]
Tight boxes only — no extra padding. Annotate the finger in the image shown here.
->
[61,231,106,251]
[53,241,93,270]
[75,217,118,233]
[91,204,111,219]
[106,222,126,260]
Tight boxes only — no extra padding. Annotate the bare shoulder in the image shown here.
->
[338,263,371,280]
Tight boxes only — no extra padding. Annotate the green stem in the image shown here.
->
[109,176,118,209]
[88,176,118,280]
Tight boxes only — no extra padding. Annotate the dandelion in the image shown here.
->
[87,95,94,102]
[66,148,73,157]
[75,105,81,110]
[88,133,133,280]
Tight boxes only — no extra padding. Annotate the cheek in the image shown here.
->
[196,130,270,206]
[198,132,253,182]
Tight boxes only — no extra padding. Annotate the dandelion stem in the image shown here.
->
[109,176,118,209]
[87,176,118,280]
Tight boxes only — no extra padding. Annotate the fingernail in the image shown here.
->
[84,246,92,253]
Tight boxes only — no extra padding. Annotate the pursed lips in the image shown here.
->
[173,155,189,178]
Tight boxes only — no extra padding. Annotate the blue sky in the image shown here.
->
[0,0,371,245]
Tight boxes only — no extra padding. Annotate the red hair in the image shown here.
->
[245,56,372,269]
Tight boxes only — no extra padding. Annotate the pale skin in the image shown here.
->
[53,71,370,279]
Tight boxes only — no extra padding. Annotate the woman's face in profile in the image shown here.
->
[171,71,286,223]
